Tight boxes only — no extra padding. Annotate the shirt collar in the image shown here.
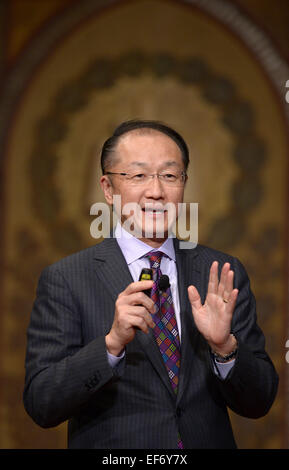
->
[114,222,176,265]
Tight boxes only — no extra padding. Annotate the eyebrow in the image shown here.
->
[127,160,179,168]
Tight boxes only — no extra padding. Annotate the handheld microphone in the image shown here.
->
[139,268,153,297]
[139,269,170,295]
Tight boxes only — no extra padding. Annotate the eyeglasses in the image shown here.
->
[105,171,187,186]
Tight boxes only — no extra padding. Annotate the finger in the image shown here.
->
[207,261,219,295]
[217,263,231,298]
[135,316,152,334]
[131,305,155,328]
[126,306,155,332]
[223,270,234,303]
[227,288,238,312]
[188,285,202,311]
[118,304,154,330]
[122,280,154,296]
[124,291,155,314]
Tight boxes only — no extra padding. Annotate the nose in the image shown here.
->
[144,175,164,199]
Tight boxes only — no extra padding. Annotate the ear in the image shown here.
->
[100,175,114,205]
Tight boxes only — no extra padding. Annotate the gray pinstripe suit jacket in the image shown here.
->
[23,237,278,448]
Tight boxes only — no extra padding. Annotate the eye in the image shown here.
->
[131,173,146,180]
[162,173,177,181]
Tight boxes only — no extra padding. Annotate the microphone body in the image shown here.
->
[139,268,153,297]
[139,269,170,296]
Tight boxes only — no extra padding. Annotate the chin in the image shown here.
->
[140,214,168,239]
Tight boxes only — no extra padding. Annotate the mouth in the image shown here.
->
[141,205,167,215]
[142,209,166,214]
[142,210,167,219]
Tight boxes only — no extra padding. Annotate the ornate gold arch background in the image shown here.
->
[0,0,288,449]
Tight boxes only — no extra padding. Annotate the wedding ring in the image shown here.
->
[223,298,229,303]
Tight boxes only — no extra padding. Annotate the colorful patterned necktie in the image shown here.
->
[146,250,184,449]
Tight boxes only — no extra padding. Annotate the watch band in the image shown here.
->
[211,335,238,363]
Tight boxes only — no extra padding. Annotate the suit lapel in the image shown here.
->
[174,240,203,406]
[93,237,133,304]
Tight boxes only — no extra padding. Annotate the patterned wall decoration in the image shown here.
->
[0,0,288,448]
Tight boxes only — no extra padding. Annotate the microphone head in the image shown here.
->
[139,268,153,281]
[158,274,170,291]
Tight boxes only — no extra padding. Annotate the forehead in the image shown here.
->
[114,130,184,167]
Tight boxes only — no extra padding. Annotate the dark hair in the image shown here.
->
[100,119,189,174]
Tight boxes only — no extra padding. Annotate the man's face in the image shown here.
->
[100,130,186,246]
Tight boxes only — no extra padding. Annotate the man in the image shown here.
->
[24,120,278,449]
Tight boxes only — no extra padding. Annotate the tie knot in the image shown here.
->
[146,250,163,269]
